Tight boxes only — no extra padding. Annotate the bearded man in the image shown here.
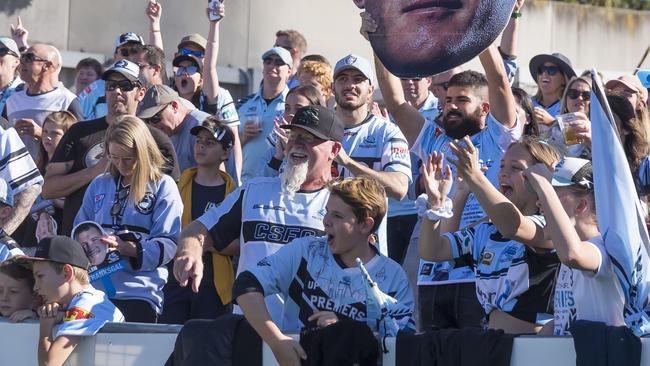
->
[173,105,343,326]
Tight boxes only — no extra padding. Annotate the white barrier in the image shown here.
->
[3,320,650,365]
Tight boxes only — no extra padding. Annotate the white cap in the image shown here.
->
[334,54,374,84]
[0,37,19,56]
[261,47,293,68]
[551,157,593,190]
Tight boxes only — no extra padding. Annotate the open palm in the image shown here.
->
[422,151,453,208]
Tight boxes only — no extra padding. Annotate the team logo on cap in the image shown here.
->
[114,60,129,69]
[136,193,156,214]
[343,55,357,65]
[300,107,320,125]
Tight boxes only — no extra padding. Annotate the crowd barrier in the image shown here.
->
[3,320,650,365]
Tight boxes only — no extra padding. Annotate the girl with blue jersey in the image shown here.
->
[419,136,561,334]
[74,116,182,322]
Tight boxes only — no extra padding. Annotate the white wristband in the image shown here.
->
[415,193,453,220]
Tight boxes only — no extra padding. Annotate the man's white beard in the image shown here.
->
[280,159,308,198]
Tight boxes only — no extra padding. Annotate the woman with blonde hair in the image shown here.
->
[74,115,182,322]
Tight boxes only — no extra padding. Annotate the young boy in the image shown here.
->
[160,117,237,324]
[0,260,37,322]
[234,177,415,365]
[18,235,124,366]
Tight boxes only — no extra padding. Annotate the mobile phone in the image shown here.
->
[208,0,223,21]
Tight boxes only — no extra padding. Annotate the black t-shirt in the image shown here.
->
[190,181,226,221]
[50,116,181,235]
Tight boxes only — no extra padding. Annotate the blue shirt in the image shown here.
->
[78,79,107,120]
[238,86,288,182]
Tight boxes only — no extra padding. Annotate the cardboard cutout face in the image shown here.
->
[355,0,516,78]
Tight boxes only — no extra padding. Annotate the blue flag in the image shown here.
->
[590,69,650,336]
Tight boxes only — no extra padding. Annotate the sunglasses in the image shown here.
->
[20,52,50,64]
[119,46,141,58]
[105,79,140,92]
[566,89,590,100]
[175,65,199,76]
[263,57,286,67]
[538,65,560,76]
[432,81,449,91]
[178,48,204,58]
[147,104,170,124]
[110,186,131,218]
[0,48,18,58]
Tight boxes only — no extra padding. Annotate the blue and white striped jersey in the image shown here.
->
[247,235,415,333]
[74,173,182,313]
[197,177,330,322]
[444,216,560,323]
[413,113,522,285]
[0,125,42,196]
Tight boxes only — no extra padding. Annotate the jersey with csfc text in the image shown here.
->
[248,236,415,332]
[413,113,522,285]
[197,177,330,322]
[445,216,559,324]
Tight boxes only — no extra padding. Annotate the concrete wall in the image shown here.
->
[0,0,647,97]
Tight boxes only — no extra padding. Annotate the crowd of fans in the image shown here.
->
[1,0,650,365]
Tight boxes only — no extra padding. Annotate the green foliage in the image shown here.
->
[553,0,650,10]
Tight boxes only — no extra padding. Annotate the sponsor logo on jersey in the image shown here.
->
[480,251,495,266]
[253,204,286,211]
[64,306,96,321]
[94,194,105,213]
[392,146,409,159]
[85,142,104,169]
[343,131,358,138]
[136,193,156,214]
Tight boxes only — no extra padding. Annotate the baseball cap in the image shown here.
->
[190,120,234,149]
[0,179,13,207]
[606,75,649,103]
[101,59,141,82]
[281,105,344,142]
[137,85,181,119]
[172,54,202,72]
[334,54,374,84]
[18,236,90,270]
[115,32,145,49]
[551,157,593,190]
[0,37,19,56]
[261,47,293,68]
[177,34,207,53]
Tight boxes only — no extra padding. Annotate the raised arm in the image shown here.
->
[478,44,518,129]
[202,3,225,105]
[525,164,601,272]
[146,0,163,50]
[418,152,454,261]
[448,137,550,248]
[500,0,524,58]
[10,16,29,50]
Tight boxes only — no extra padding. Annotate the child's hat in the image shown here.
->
[18,236,89,270]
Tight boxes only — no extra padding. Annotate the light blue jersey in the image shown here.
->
[78,79,107,120]
[247,235,415,332]
[74,173,182,313]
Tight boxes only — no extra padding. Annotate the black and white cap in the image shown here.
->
[115,32,145,48]
[101,59,141,82]
[551,157,593,190]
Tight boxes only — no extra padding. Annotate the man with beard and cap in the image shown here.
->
[41,60,180,236]
[173,105,343,327]
[375,43,521,330]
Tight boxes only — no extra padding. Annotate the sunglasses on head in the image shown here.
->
[147,104,170,124]
[0,48,18,58]
[178,48,204,58]
[566,89,590,100]
[106,79,139,92]
[263,57,286,67]
[538,65,560,76]
[175,65,199,76]
[20,52,50,64]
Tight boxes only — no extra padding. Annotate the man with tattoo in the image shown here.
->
[0,116,42,236]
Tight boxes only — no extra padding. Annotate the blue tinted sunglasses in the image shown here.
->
[175,66,200,76]
[178,48,204,58]
[538,65,560,76]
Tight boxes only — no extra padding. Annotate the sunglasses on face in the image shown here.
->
[147,104,170,124]
[538,65,560,76]
[105,79,139,92]
[175,66,199,76]
[0,48,18,58]
[566,89,591,100]
[20,52,50,64]
[178,48,204,58]
[433,82,449,91]
[119,46,141,58]
[263,57,286,67]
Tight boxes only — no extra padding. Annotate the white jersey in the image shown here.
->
[197,177,330,322]
[0,125,43,196]
[554,236,626,335]
[340,113,412,252]
[413,113,522,285]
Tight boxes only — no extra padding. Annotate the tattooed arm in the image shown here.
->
[1,184,40,235]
